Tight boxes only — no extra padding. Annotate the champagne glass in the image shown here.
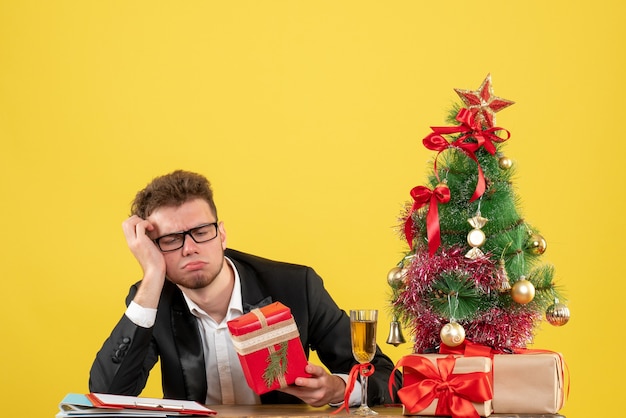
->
[350,309,378,416]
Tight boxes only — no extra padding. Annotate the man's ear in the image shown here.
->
[218,221,227,249]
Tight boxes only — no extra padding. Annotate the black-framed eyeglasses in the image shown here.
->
[153,222,219,252]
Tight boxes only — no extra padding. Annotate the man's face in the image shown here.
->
[147,198,227,290]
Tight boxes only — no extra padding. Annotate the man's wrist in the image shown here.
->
[125,300,157,328]
[329,373,361,407]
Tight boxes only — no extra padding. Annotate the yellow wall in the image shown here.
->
[1,1,624,417]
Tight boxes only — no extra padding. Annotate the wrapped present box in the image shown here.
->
[492,352,565,414]
[227,302,310,395]
[397,354,493,417]
[438,342,566,414]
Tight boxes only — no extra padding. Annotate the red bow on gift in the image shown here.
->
[391,355,492,418]
[404,184,450,256]
[422,108,511,202]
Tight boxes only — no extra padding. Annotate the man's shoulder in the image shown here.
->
[225,248,310,271]
[225,248,322,289]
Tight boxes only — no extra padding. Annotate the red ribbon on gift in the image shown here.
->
[439,339,497,357]
[390,355,492,418]
[422,108,511,202]
[332,362,375,415]
[404,184,451,256]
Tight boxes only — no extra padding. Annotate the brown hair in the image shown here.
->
[130,170,218,219]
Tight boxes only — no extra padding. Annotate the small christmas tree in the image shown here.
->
[388,74,570,353]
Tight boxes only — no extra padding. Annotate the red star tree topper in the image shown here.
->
[454,73,515,128]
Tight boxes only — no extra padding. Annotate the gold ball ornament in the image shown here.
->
[440,322,466,347]
[546,300,570,326]
[498,155,513,170]
[387,266,407,287]
[526,233,547,255]
[511,278,535,304]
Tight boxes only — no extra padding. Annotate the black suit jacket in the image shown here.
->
[89,249,400,405]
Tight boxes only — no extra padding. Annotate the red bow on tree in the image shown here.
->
[422,108,510,202]
[404,184,450,256]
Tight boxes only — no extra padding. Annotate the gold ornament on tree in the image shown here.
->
[465,212,488,259]
[387,266,408,288]
[511,276,535,304]
[440,292,465,347]
[526,233,547,255]
[546,299,570,326]
[497,152,512,170]
[440,321,466,347]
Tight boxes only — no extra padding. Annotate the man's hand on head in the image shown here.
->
[122,215,166,308]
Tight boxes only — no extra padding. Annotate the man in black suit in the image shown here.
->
[89,170,399,407]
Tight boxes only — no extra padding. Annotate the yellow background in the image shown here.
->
[1,1,624,417]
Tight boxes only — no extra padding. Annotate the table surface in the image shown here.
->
[205,404,565,418]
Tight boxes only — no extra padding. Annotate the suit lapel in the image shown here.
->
[168,284,208,402]
[230,257,273,312]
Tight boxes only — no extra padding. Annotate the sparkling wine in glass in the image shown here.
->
[350,309,378,416]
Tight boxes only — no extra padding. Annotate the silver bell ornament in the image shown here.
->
[386,316,407,346]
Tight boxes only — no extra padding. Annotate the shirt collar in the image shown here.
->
[182,256,244,325]
[225,256,243,316]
